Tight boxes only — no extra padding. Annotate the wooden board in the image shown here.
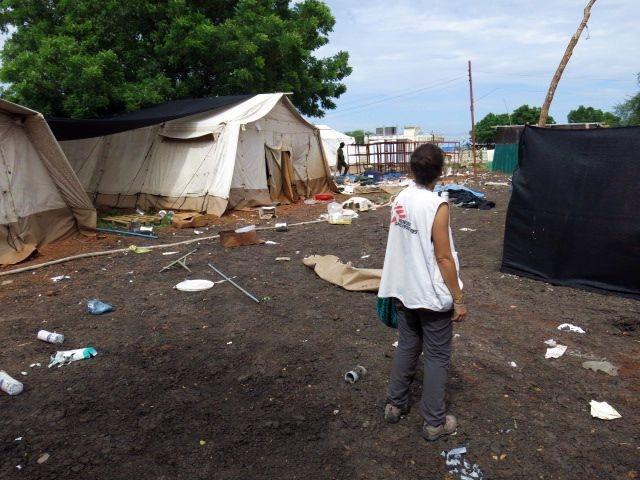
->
[102,214,162,228]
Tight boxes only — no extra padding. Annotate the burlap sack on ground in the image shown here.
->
[302,255,381,292]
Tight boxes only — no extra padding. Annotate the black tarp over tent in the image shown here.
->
[47,95,253,141]
[502,126,640,299]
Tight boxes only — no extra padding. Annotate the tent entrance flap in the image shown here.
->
[265,145,298,204]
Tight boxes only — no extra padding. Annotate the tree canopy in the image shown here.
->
[344,129,370,144]
[614,73,640,126]
[474,105,555,143]
[0,0,352,118]
[567,105,620,126]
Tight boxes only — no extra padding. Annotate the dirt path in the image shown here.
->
[1,179,639,479]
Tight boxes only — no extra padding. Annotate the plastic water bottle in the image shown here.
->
[37,330,64,345]
[0,371,23,395]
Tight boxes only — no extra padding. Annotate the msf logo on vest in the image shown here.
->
[391,204,418,234]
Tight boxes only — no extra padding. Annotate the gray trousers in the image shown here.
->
[387,300,453,426]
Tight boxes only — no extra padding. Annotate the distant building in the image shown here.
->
[366,125,444,144]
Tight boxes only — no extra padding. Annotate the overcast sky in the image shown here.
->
[315,0,640,139]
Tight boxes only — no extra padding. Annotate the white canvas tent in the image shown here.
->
[0,99,96,265]
[316,124,355,169]
[58,94,335,215]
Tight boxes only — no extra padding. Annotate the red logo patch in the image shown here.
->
[391,204,406,224]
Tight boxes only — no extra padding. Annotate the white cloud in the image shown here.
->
[317,0,640,137]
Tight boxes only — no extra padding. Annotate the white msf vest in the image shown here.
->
[378,184,463,311]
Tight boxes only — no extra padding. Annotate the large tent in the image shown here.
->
[315,124,355,169]
[50,94,335,215]
[502,125,640,298]
[0,99,96,266]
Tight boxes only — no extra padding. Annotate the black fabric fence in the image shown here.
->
[501,125,640,299]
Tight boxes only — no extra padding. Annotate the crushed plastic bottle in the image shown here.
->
[37,330,64,345]
[0,371,24,395]
[48,347,98,368]
[86,299,115,315]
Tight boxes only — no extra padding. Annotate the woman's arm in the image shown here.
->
[432,203,467,322]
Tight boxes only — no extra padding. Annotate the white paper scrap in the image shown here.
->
[557,323,586,334]
[544,339,557,347]
[545,345,567,359]
[590,400,621,420]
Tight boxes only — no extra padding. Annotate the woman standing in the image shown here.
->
[378,143,467,441]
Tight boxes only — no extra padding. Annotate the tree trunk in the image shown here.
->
[538,0,597,126]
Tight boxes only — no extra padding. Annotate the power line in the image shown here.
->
[328,74,466,117]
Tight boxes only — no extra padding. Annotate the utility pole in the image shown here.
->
[538,0,597,126]
[468,60,477,176]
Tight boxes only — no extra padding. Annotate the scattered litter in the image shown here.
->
[37,330,64,345]
[557,323,586,334]
[0,370,24,395]
[29,363,41,368]
[275,257,291,262]
[484,181,510,187]
[265,240,279,245]
[160,249,198,273]
[135,208,145,215]
[37,453,50,464]
[51,275,71,282]
[342,196,375,212]
[582,361,618,376]
[193,229,204,235]
[545,344,567,359]
[509,361,518,368]
[258,206,276,219]
[226,341,233,345]
[590,400,622,420]
[344,365,367,384]
[295,250,300,255]
[441,446,485,480]
[499,428,513,434]
[14,437,22,442]
[361,254,370,259]
[315,193,334,201]
[304,199,317,205]
[162,251,180,256]
[20,371,27,376]
[392,341,398,348]
[139,225,154,234]
[86,299,115,315]
[459,228,477,232]
[234,225,256,233]
[333,409,340,415]
[342,209,359,219]
[16,465,22,470]
[261,296,271,302]
[453,333,461,339]
[220,228,263,248]
[544,339,557,347]
[128,245,151,254]
[48,347,98,368]
[175,279,215,292]
[199,440,207,446]
[2,279,14,286]
[208,263,260,303]
[275,222,288,232]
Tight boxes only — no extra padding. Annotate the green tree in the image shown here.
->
[474,112,510,143]
[567,105,620,126]
[510,104,555,126]
[0,0,351,118]
[474,105,556,144]
[614,73,640,126]
[344,129,370,144]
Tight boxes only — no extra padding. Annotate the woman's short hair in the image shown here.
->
[410,143,444,186]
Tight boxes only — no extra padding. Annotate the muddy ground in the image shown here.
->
[1,176,639,479]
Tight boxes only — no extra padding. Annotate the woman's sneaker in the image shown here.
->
[421,414,457,441]
[384,404,408,424]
